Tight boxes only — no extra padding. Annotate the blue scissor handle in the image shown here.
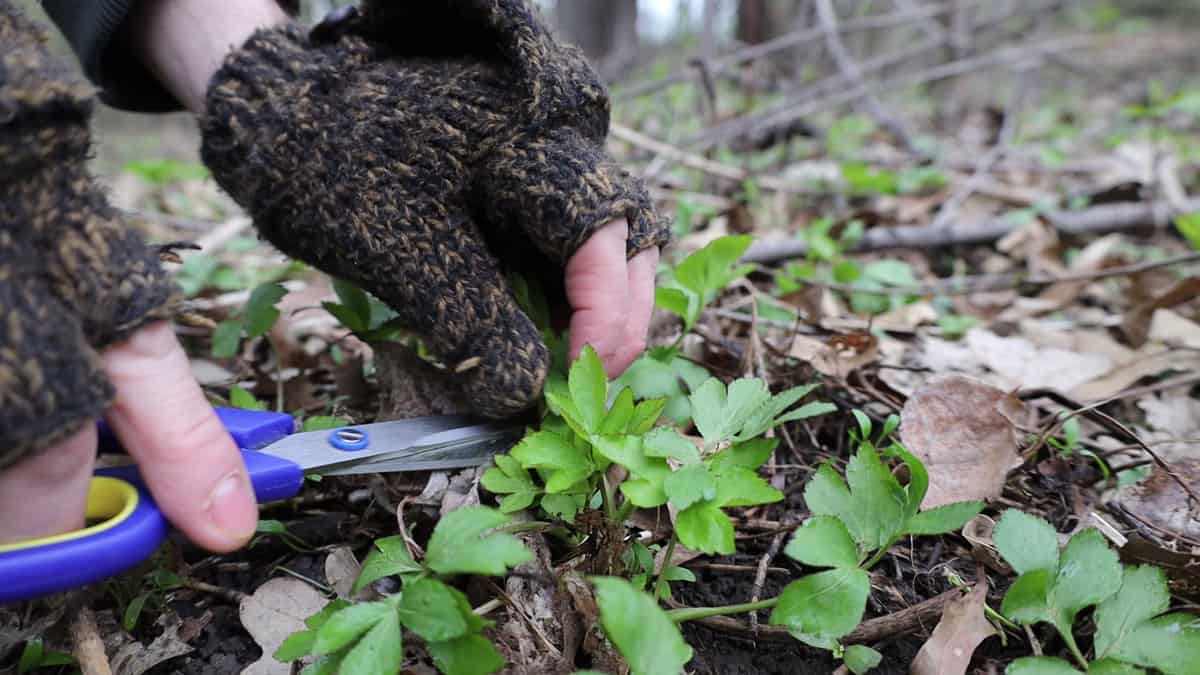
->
[0,408,303,604]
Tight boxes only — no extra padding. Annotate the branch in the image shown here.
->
[741,198,1200,265]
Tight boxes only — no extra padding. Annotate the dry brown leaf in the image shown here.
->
[1110,459,1200,541]
[239,577,327,675]
[900,375,1025,508]
[920,329,1112,393]
[1149,308,1200,349]
[110,612,193,675]
[789,331,879,378]
[1121,277,1200,347]
[911,579,996,675]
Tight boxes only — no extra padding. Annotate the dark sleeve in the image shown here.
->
[40,0,182,112]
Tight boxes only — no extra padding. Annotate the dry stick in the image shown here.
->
[749,531,788,634]
[814,0,922,154]
[615,0,988,101]
[742,197,1200,264]
[686,1,1079,152]
[930,60,1032,230]
[677,587,958,644]
[69,606,112,675]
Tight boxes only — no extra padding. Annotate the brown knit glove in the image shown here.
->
[199,0,668,418]
[0,3,178,471]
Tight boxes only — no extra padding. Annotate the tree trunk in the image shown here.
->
[555,0,639,67]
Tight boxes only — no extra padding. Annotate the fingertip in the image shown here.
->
[102,322,259,552]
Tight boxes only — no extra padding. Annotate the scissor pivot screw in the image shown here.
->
[330,427,370,451]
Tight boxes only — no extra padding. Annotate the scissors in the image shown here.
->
[0,407,524,604]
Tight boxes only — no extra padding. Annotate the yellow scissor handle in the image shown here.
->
[0,476,139,552]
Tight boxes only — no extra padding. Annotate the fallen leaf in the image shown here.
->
[239,577,327,675]
[111,612,193,675]
[326,546,377,601]
[911,579,996,675]
[919,328,1113,393]
[1149,308,1200,349]
[789,331,879,378]
[1121,277,1200,347]
[1110,458,1200,541]
[900,375,1025,508]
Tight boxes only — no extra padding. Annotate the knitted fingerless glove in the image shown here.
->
[0,2,178,470]
[199,0,669,418]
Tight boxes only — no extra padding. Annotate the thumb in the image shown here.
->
[101,322,259,552]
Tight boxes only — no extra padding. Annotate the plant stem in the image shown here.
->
[497,521,552,535]
[652,535,677,601]
[613,498,637,523]
[667,597,779,623]
[601,473,618,522]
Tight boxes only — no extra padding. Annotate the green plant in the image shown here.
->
[15,639,75,673]
[321,279,410,344]
[212,281,288,358]
[1173,212,1200,251]
[655,234,754,334]
[995,510,1200,674]
[123,158,210,185]
[278,507,532,675]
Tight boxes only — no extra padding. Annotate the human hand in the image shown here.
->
[189,0,669,417]
[0,324,259,550]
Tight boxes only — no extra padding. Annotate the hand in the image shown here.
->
[0,324,259,550]
[567,221,660,378]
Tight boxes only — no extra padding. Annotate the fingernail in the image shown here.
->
[206,470,258,542]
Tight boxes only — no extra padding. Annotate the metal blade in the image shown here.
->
[319,424,523,475]
[260,415,506,473]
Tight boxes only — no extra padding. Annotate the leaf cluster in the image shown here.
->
[995,510,1200,674]
[278,507,531,675]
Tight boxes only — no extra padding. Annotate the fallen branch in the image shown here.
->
[741,198,1200,264]
[671,587,958,644]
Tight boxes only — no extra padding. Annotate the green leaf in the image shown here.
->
[629,398,667,434]
[427,634,506,675]
[843,644,883,674]
[905,501,984,535]
[599,387,635,435]
[313,601,391,655]
[331,279,372,329]
[305,600,352,630]
[769,568,871,643]
[339,610,402,675]
[712,466,784,507]
[592,577,693,675]
[672,235,754,305]
[675,502,735,554]
[353,535,424,594]
[481,455,539,513]
[569,345,607,433]
[1087,660,1146,675]
[708,438,778,472]
[843,442,907,550]
[425,507,532,576]
[1005,656,1083,674]
[1050,529,1122,638]
[655,287,695,327]
[1116,613,1200,674]
[397,578,469,642]
[664,465,717,510]
[510,430,593,493]
[689,377,773,443]
[804,463,855,524]
[785,516,859,569]
[299,655,342,675]
[322,301,369,334]
[886,444,928,520]
[643,427,701,465]
[123,591,150,631]
[229,384,266,411]
[540,493,581,521]
[243,282,288,338]
[1094,565,1171,659]
[1174,212,1200,251]
[994,509,1061,575]
[212,318,243,358]
[1002,569,1054,626]
[274,630,316,662]
[302,416,351,432]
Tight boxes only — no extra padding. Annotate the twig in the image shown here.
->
[671,587,959,644]
[194,216,254,253]
[178,577,248,605]
[615,0,989,101]
[778,251,1200,298]
[749,531,788,634]
[814,0,921,153]
[742,197,1200,264]
[69,606,112,675]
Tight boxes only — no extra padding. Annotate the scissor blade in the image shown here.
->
[259,415,505,473]
[320,424,523,475]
